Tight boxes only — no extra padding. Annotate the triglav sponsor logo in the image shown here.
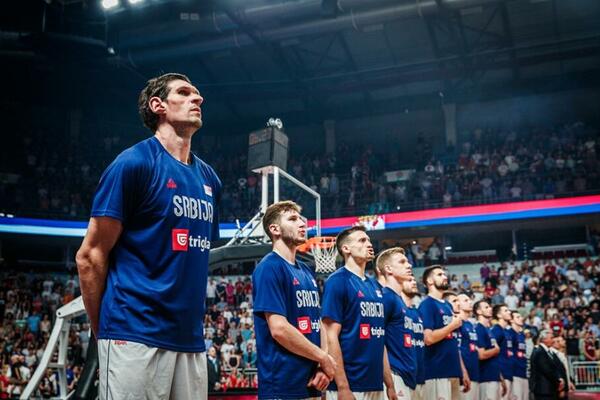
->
[171,229,211,252]
[359,323,371,339]
[172,229,189,251]
[297,316,312,334]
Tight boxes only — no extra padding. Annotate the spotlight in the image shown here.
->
[128,0,144,4]
[102,0,119,9]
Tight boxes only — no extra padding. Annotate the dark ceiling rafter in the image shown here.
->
[210,0,316,116]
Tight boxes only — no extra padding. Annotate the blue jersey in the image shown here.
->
[322,267,385,392]
[476,323,501,382]
[418,296,462,380]
[491,324,514,380]
[92,137,221,352]
[459,320,480,383]
[383,288,417,389]
[511,329,527,378]
[252,252,321,399]
[411,308,425,385]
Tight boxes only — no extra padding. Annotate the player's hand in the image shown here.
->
[450,315,462,329]
[385,385,398,400]
[461,374,471,393]
[319,353,337,380]
[337,387,355,400]
[308,370,330,391]
[568,381,575,392]
[500,380,507,397]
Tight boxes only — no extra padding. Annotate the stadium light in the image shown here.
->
[102,0,119,9]
[128,0,144,4]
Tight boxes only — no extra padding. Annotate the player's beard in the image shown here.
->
[281,228,306,247]
[434,281,449,290]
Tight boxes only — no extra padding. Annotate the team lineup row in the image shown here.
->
[252,200,555,400]
[75,73,566,400]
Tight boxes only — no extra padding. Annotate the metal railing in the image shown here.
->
[572,361,600,390]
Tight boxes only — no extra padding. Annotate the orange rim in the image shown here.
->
[297,236,337,253]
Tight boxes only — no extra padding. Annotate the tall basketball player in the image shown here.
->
[491,304,513,400]
[457,294,480,400]
[418,266,463,400]
[474,300,506,400]
[509,311,528,400]
[253,201,336,399]
[322,226,394,400]
[77,73,219,399]
[379,246,419,400]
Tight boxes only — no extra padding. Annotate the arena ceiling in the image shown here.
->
[3,0,600,129]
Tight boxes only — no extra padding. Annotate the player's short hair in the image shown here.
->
[422,264,443,286]
[492,303,507,319]
[442,290,458,301]
[510,310,521,318]
[262,201,302,240]
[473,299,488,316]
[335,225,367,257]
[138,73,192,132]
[375,247,405,276]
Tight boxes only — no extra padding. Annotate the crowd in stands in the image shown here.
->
[1,254,599,397]
[1,121,598,223]
[0,271,86,398]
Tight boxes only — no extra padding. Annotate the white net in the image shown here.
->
[308,237,338,274]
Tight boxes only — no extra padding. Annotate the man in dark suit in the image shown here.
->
[530,330,565,399]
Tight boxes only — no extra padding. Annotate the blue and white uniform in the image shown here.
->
[491,324,513,400]
[253,251,322,399]
[418,296,462,400]
[322,267,385,398]
[510,329,528,400]
[92,136,221,399]
[412,308,425,400]
[383,288,417,399]
[458,320,479,400]
[476,323,501,400]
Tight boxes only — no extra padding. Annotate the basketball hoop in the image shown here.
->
[297,236,338,274]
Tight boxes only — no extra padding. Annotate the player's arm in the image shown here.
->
[459,352,471,392]
[477,343,500,360]
[76,216,123,336]
[265,313,336,379]
[423,315,461,346]
[383,346,397,400]
[323,318,354,400]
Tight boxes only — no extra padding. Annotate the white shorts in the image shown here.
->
[98,339,207,400]
[411,384,424,400]
[512,377,528,400]
[326,390,384,400]
[423,378,460,400]
[459,381,479,400]
[479,381,500,400]
[391,373,412,400]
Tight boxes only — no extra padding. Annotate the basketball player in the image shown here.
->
[443,291,472,397]
[378,248,417,399]
[412,309,425,400]
[77,73,220,399]
[491,304,513,400]
[418,266,464,400]
[457,294,480,400]
[252,201,336,399]
[322,226,394,400]
[474,300,506,400]
[509,311,528,400]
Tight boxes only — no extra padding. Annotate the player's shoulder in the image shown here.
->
[111,137,155,170]
[192,155,222,185]
[418,295,435,309]
[253,252,286,276]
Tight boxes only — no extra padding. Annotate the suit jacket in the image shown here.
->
[549,349,569,399]
[530,345,563,399]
